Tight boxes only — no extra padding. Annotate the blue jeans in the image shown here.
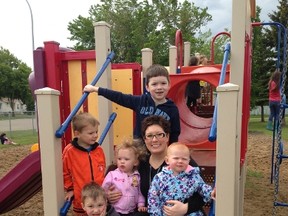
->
[269,100,280,122]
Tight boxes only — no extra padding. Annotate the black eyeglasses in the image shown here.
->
[145,133,166,140]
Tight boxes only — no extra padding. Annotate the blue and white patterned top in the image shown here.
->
[148,165,212,216]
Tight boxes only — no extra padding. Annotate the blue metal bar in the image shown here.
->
[59,112,117,215]
[260,22,286,70]
[60,197,73,216]
[98,112,117,145]
[208,43,231,142]
[55,51,115,138]
[277,26,281,69]
[274,202,288,207]
[279,155,288,159]
[258,23,287,184]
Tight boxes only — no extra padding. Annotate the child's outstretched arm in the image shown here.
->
[84,84,99,93]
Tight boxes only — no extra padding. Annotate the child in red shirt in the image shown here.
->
[63,112,106,215]
[267,70,281,130]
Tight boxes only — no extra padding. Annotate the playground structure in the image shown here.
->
[3,0,287,215]
[1,1,249,215]
[251,21,288,214]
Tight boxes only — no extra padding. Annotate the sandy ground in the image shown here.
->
[0,132,288,216]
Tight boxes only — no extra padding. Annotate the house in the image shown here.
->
[0,98,26,113]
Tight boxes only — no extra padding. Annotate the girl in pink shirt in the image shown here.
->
[102,139,147,215]
[267,70,281,130]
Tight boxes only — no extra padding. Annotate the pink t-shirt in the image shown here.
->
[269,81,281,102]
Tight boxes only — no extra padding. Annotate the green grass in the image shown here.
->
[0,112,35,120]
[246,168,263,178]
[0,130,38,148]
[249,115,288,141]
[245,168,264,189]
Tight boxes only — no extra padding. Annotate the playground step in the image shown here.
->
[279,154,288,159]
[274,201,288,207]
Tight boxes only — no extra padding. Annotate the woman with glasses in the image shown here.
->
[107,115,205,216]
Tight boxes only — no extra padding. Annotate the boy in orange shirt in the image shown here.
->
[63,112,106,215]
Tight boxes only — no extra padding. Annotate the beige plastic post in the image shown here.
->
[169,45,177,74]
[215,83,240,216]
[35,87,63,216]
[184,42,191,66]
[141,48,153,78]
[94,21,114,167]
[230,0,251,215]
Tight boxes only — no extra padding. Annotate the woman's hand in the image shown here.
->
[163,200,187,216]
[107,185,122,204]
[138,206,147,212]
[211,187,216,200]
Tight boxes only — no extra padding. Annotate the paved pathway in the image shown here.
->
[0,118,37,131]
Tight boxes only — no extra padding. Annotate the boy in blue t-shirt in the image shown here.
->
[84,64,180,144]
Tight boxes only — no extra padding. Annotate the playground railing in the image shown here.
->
[208,42,231,142]
[57,51,116,215]
[55,51,115,138]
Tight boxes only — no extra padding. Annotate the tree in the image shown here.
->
[67,0,212,65]
[0,47,34,113]
[251,6,274,122]
[264,0,288,79]
[196,29,231,64]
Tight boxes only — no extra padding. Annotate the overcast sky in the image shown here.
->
[0,0,277,69]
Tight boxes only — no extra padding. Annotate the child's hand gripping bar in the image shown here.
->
[60,196,74,216]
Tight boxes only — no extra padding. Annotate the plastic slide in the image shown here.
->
[169,80,213,149]
[0,151,42,214]
[168,65,227,150]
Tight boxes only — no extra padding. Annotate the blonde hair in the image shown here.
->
[72,112,100,132]
[81,182,106,203]
[115,139,147,165]
[199,55,208,65]
[167,142,190,157]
